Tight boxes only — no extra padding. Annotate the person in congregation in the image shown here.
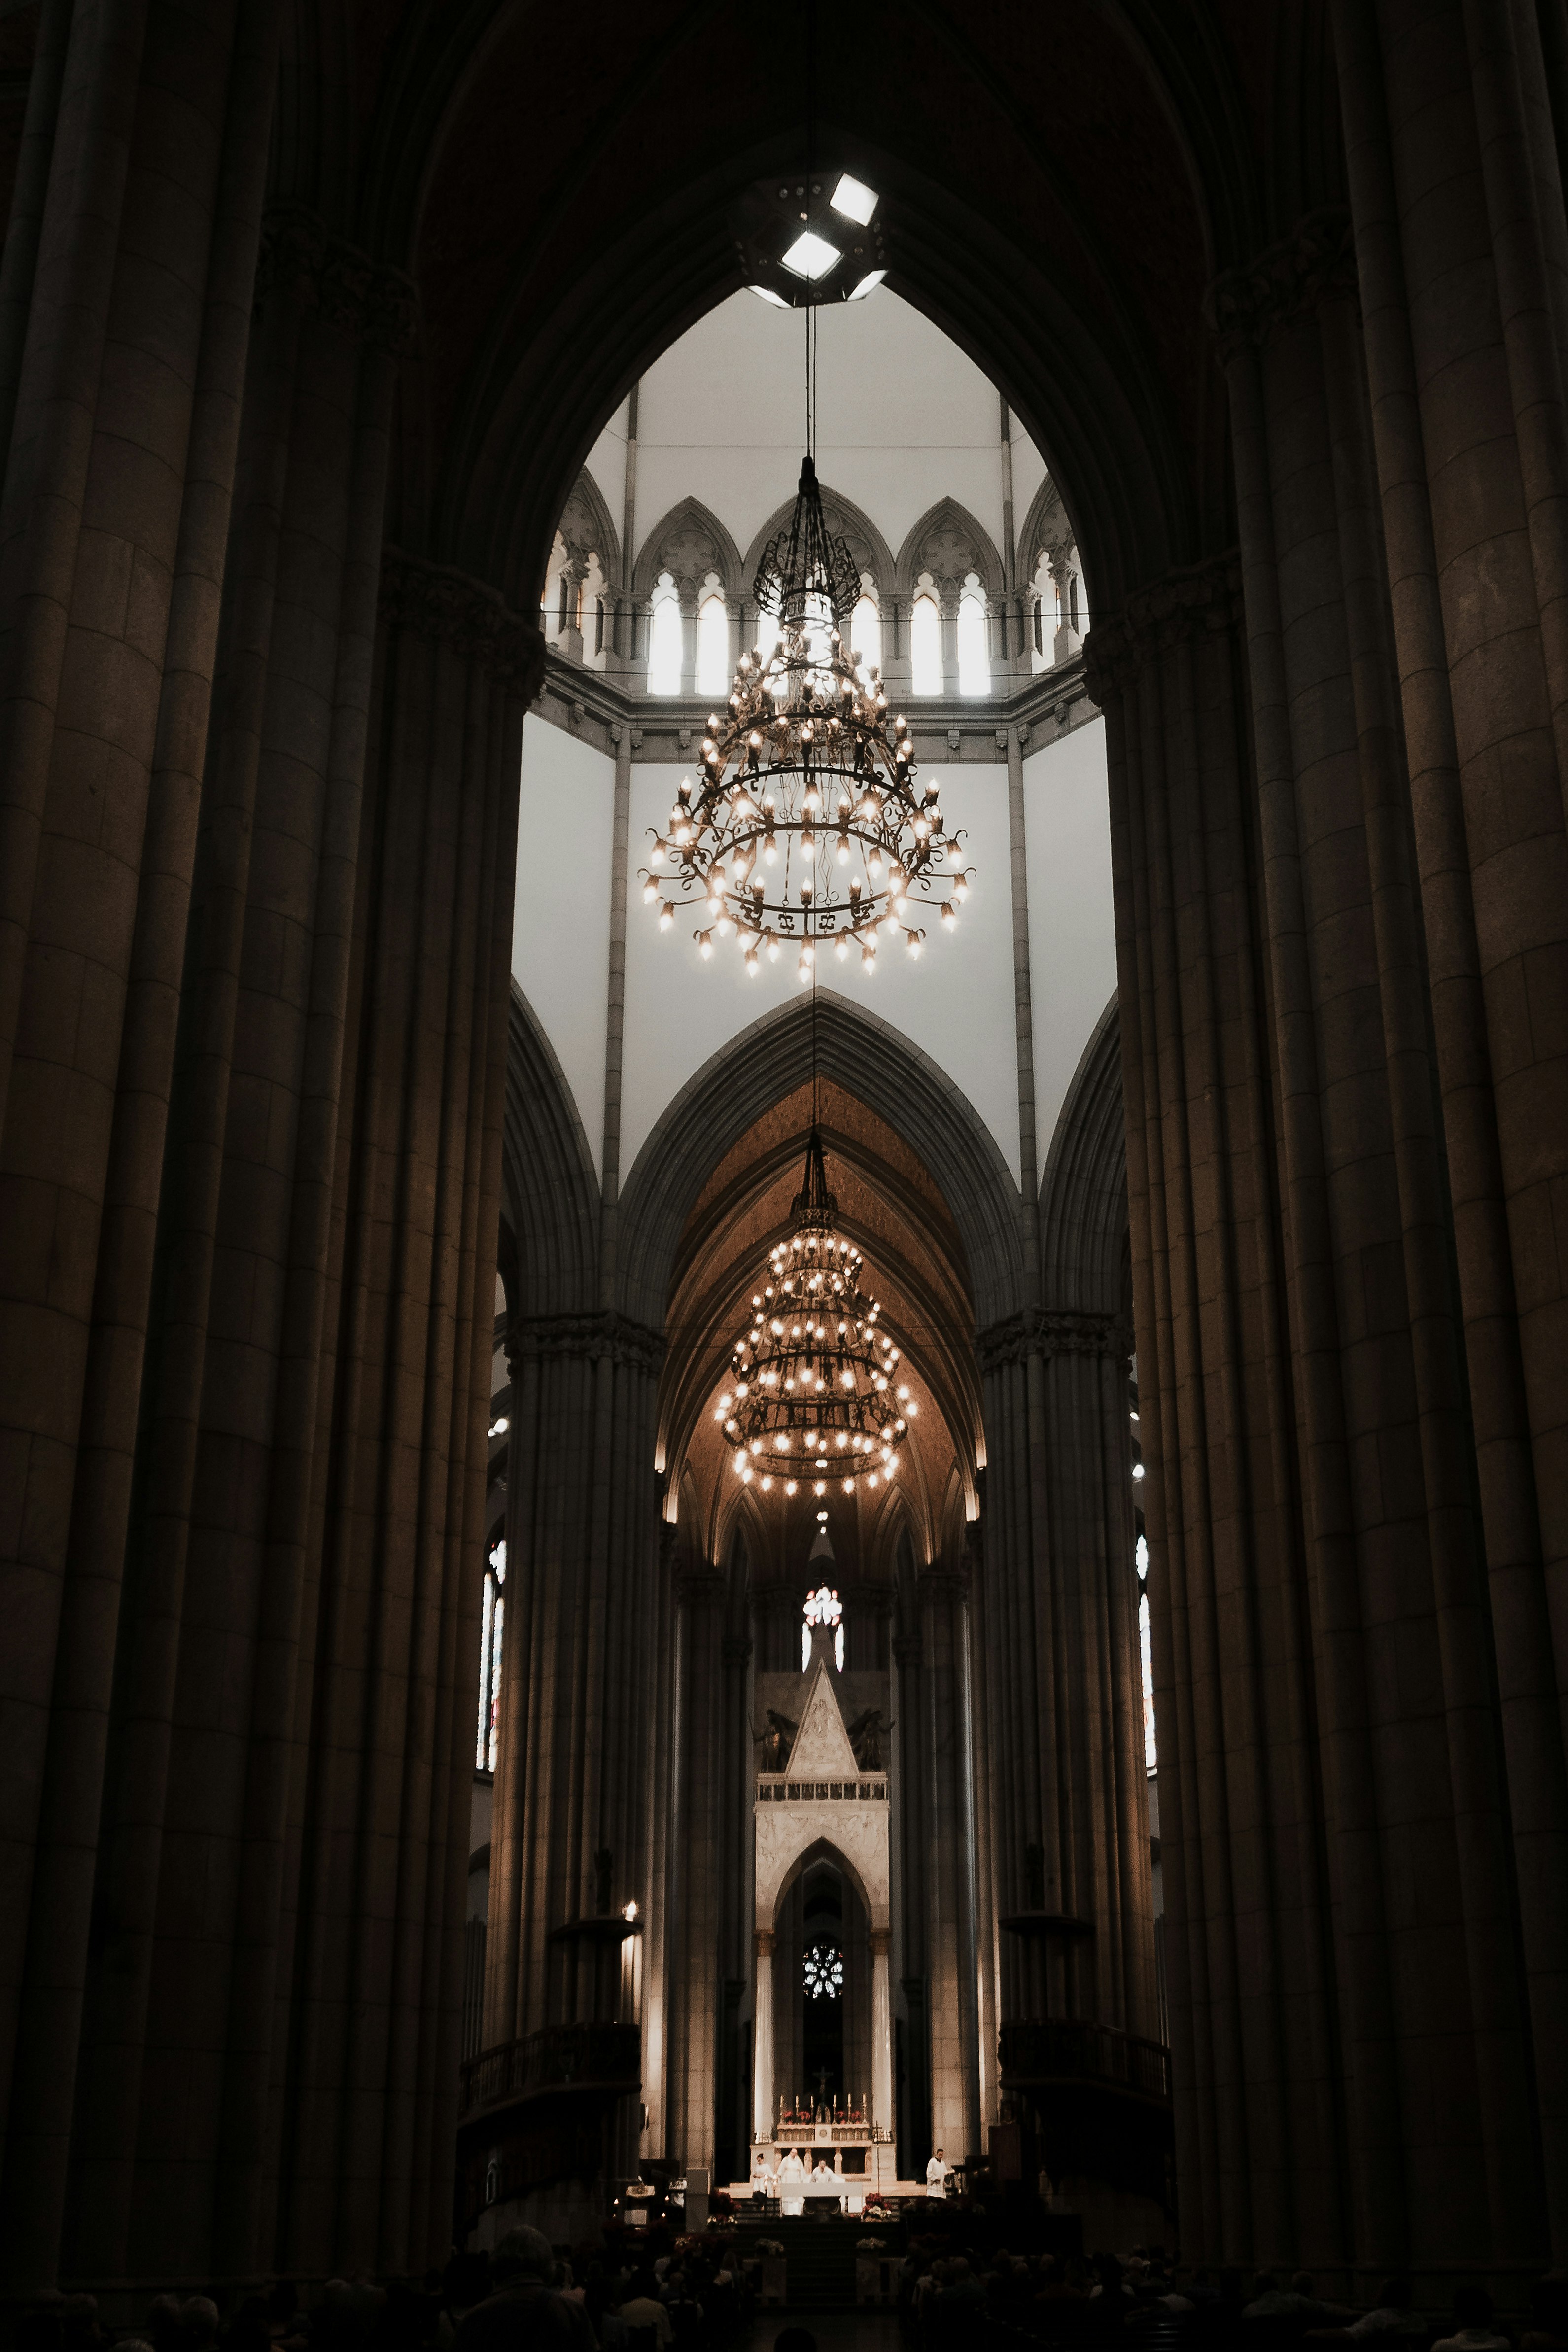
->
[451,2228,596,2352]
[1431,2287,1512,2352]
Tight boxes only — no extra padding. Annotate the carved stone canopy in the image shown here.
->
[1204,208,1357,359]
[506,1308,665,1377]
[380,550,546,692]
[256,204,419,355]
[975,1307,1135,1373]
[1080,553,1243,701]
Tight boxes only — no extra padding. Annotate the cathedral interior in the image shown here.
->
[2,0,1568,2333]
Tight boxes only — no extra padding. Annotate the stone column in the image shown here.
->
[57,209,415,2290]
[1332,0,1568,2255]
[1203,191,1545,2271]
[752,1927,775,2144]
[892,1623,929,2170]
[486,1314,663,2046]
[1046,539,1080,662]
[976,1311,1155,2044]
[918,1563,979,2162]
[871,1928,894,2139]
[0,1,285,2290]
[670,1563,727,2172]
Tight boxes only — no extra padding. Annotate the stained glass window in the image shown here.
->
[803,1942,844,1998]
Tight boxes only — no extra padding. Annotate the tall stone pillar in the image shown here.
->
[871,1929,894,2139]
[752,1927,775,2144]
[670,1562,726,2171]
[1332,0,1568,2255]
[918,1563,979,2162]
[485,1314,662,2041]
[57,210,415,2290]
[718,1625,752,2180]
[0,2,283,2290]
[977,1314,1155,2043]
[1091,149,1568,2260]
[891,1622,930,2171]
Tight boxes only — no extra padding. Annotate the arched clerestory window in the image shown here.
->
[696,582,730,696]
[910,591,942,696]
[850,586,881,677]
[957,573,990,696]
[648,572,683,694]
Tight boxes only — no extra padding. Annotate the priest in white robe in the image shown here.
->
[778,2145,806,2216]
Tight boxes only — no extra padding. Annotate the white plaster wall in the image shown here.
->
[628,290,1040,566]
[512,713,616,1176]
[619,761,1021,1188]
[1009,424,1046,547]
[584,395,629,535]
[1023,719,1118,1186]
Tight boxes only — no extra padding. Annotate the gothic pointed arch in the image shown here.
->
[1038,991,1127,1317]
[1017,472,1076,579]
[556,464,623,592]
[767,1834,883,1937]
[502,981,600,1319]
[739,484,897,603]
[895,497,1007,603]
[632,495,746,604]
[617,990,1024,1332]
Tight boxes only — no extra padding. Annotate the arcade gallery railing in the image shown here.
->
[458,2022,642,2122]
[997,2019,1171,2103]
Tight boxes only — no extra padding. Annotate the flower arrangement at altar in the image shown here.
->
[756,2239,786,2256]
[857,2235,889,2250]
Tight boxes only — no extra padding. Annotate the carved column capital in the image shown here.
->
[1204,207,1357,361]
[754,1928,776,1959]
[256,204,419,354]
[675,1567,727,1610]
[870,1929,893,1958]
[975,1307,1136,1373]
[919,1568,970,1608]
[379,550,547,694]
[722,1633,753,1668]
[506,1308,664,1377]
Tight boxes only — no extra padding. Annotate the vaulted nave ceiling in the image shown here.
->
[660,1077,981,1579]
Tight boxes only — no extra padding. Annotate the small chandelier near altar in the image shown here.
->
[640,456,974,982]
[714,1131,916,1496]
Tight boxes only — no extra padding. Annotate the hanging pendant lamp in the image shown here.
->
[715,1128,915,1499]
[641,456,974,982]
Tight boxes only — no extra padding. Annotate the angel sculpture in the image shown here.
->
[846,1706,891,1771]
[764,1708,798,1771]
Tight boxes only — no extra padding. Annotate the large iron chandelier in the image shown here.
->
[714,1132,915,1496]
[641,456,973,982]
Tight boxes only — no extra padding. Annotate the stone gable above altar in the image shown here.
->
[786,1658,861,1779]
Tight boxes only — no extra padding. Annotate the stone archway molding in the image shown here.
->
[1038,989,1126,1317]
[617,988,1025,1332]
[502,980,601,1318]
